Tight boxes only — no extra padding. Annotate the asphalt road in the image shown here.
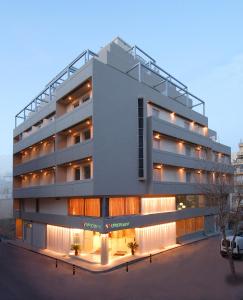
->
[0,237,243,300]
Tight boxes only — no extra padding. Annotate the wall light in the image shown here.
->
[68,96,72,100]
[154,134,160,140]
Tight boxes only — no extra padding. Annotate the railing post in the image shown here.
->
[49,86,52,101]
[150,254,152,263]
[165,80,168,96]
[126,262,128,272]
[72,264,76,275]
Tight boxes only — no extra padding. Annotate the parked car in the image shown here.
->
[220,232,243,258]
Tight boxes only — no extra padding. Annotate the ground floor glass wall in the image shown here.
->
[135,222,176,254]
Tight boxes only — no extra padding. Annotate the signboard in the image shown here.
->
[83,222,102,230]
[105,222,130,230]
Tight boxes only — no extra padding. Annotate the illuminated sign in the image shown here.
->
[105,222,130,229]
[83,222,102,230]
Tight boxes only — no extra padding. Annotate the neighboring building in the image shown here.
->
[232,142,243,212]
[0,176,13,219]
[13,37,233,265]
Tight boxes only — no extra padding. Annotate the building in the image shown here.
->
[0,176,12,219]
[13,37,233,266]
[231,142,243,213]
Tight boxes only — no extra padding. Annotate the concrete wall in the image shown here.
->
[39,198,67,215]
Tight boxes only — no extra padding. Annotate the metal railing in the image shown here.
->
[126,60,205,115]
[15,49,98,127]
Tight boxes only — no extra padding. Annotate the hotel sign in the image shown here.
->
[83,222,102,230]
[105,222,130,229]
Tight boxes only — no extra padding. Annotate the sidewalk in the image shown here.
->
[6,234,216,273]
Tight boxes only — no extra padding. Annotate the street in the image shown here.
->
[0,237,243,300]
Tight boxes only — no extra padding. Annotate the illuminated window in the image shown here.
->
[68,198,100,217]
[109,197,140,216]
[16,219,23,239]
[68,198,84,215]
[176,216,204,237]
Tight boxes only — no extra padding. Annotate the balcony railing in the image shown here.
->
[15,49,98,127]
[126,58,205,115]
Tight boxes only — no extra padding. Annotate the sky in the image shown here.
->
[0,0,243,158]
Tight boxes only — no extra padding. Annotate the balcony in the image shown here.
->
[14,136,55,166]
[14,167,56,190]
[56,79,92,118]
[56,119,92,151]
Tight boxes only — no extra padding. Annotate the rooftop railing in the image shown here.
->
[127,45,205,115]
[15,49,98,127]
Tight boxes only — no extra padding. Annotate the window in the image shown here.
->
[186,171,191,183]
[74,167,80,180]
[82,94,90,103]
[85,198,100,217]
[74,135,80,144]
[138,98,144,178]
[82,129,91,141]
[73,101,79,109]
[68,198,84,215]
[176,217,204,237]
[109,197,140,216]
[82,164,91,179]
[16,219,23,239]
[68,198,100,217]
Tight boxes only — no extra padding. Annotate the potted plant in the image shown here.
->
[127,241,139,255]
[71,244,80,256]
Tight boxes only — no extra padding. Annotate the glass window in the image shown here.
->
[85,198,100,217]
[82,164,91,179]
[74,167,80,180]
[176,217,204,237]
[74,135,80,144]
[73,101,79,109]
[16,219,23,239]
[109,197,140,216]
[82,129,91,141]
[68,198,84,215]
[68,198,100,217]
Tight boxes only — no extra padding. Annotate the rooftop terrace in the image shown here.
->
[15,37,205,127]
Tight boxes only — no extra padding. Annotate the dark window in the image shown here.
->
[186,171,191,183]
[82,94,90,103]
[83,129,91,141]
[83,165,91,179]
[138,98,144,178]
[73,101,79,108]
[74,135,80,144]
[74,168,80,180]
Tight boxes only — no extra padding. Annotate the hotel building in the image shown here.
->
[13,37,233,265]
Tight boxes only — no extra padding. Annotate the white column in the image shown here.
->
[100,234,109,265]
